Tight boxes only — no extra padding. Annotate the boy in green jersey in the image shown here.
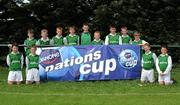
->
[26,46,40,85]
[64,26,79,45]
[50,26,65,46]
[36,29,50,46]
[24,29,37,55]
[132,31,148,55]
[156,45,173,85]
[91,31,104,45]
[141,43,157,83]
[105,25,122,45]
[81,23,91,45]
[121,26,132,44]
[6,44,24,85]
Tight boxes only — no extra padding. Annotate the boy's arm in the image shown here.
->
[24,40,27,51]
[104,36,109,45]
[6,55,10,66]
[129,38,132,44]
[63,37,67,45]
[77,36,80,45]
[21,54,24,69]
[141,58,144,67]
[156,58,162,74]
[50,38,54,45]
[25,56,29,70]
[164,56,172,74]
[153,53,157,65]
[36,40,40,45]
[119,36,122,45]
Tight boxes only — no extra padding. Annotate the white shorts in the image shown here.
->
[141,69,154,83]
[8,71,23,82]
[158,72,171,83]
[26,68,40,82]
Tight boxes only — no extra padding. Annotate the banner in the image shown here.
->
[39,45,141,81]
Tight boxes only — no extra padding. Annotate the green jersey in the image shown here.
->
[24,38,37,55]
[108,34,120,45]
[132,39,144,55]
[37,38,50,45]
[7,52,23,71]
[158,54,169,72]
[81,32,91,45]
[91,39,103,45]
[122,35,131,44]
[142,52,155,70]
[51,36,64,46]
[27,53,39,69]
[66,34,79,45]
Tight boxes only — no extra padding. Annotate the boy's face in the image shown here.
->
[28,32,34,38]
[56,28,62,36]
[110,28,116,34]
[134,34,140,40]
[121,28,127,35]
[161,47,168,55]
[69,28,75,34]
[41,31,48,38]
[30,47,36,54]
[94,32,100,40]
[82,25,89,32]
[12,46,18,53]
[143,45,150,52]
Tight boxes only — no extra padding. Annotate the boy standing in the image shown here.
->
[81,23,91,45]
[121,26,132,44]
[24,29,37,55]
[50,26,65,46]
[64,26,79,45]
[36,29,50,46]
[105,25,122,45]
[91,31,104,45]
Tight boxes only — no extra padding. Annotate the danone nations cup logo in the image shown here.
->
[40,49,61,65]
[118,49,138,69]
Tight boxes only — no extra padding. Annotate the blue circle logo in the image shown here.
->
[118,49,138,69]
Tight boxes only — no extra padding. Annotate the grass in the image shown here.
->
[0,65,180,105]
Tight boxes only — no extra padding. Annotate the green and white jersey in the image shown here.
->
[64,34,79,45]
[142,51,157,70]
[81,32,91,45]
[156,54,172,74]
[122,35,132,44]
[24,38,37,55]
[26,53,39,70]
[6,52,24,71]
[105,33,122,45]
[50,35,65,46]
[91,39,104,45]
[36,38,50,46]
[132,39,147,55]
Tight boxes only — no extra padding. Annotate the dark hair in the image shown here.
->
[27,29,34,34]
[109,25,116,29]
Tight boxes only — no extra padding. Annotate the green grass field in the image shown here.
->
[0,65,180,105]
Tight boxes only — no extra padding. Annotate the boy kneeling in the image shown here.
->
[26,46,40,85]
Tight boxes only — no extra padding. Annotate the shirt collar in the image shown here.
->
[145,51,151,55]
[11,51,19,55]
[28,37,34,40]
[41,37,49,41]
[55,35,62,38]
[69,34,76,37]
[109,33,117,36]
[160,54,168,56]
[94,39,101,42]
